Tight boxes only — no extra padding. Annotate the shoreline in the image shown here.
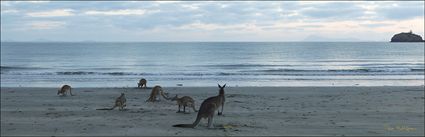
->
[1,86,424,136]
[2,79,424,88]
[1,85,424,88]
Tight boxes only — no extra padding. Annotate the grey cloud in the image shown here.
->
[359,23,393,28]
[374,2,424,20]
[298,25,323,28]
[300,2,365,20]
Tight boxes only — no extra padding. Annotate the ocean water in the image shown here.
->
[1,42,424,87]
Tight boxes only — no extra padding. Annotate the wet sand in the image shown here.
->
[1,86,424,136]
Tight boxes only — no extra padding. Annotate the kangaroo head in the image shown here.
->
[171,94,178,101]
[218,84,226,95]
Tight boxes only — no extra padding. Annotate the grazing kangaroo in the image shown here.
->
[138,78,147,88]
[96,93,127,111]
[146,85,169,102]
[173,84,226,128]
[171,95,198,113]
[57,85,74,96]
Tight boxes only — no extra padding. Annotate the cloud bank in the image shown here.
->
[1,1,424,42]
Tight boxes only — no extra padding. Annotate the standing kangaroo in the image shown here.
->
[173,84,226,128]
[57,85,74,96]
[96,93,127,111]
[171,95,198,113]
[138,78,147,88]
[146,85,169,102]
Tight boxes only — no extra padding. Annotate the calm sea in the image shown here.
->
[1,42,424,87]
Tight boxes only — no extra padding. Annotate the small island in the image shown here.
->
[391,30,424,42]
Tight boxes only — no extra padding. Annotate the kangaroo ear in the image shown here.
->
[223,84,226,88]
[218,84,221,88]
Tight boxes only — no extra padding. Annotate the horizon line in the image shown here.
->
[0,41,392,43]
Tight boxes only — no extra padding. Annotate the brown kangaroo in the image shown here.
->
[57,85,74,96]
[138,78,147,88]
[171,95,198,113]
[146,85,169,102]
[172,84,226,128]
[96,93,127,111]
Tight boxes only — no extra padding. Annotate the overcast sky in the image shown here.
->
[1,1,424,42]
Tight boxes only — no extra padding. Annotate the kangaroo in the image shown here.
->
[171,95,198,113]
[146,85,169,102]
[173,84,226,128]
[96,93,127,111]
[57,85,74,96]
[138,78,147,88]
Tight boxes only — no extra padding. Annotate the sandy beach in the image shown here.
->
[1,86,424,136]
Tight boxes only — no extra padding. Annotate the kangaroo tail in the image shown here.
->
[172,124,194,128]
[96,106,115,110]
[173,112,202,128]
[96,108,113,110]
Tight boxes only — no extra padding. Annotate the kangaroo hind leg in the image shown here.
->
[207,115,214,129]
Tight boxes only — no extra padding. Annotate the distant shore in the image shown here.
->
[1,86,424,136]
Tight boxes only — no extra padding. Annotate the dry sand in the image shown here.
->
[1,86,424,136]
